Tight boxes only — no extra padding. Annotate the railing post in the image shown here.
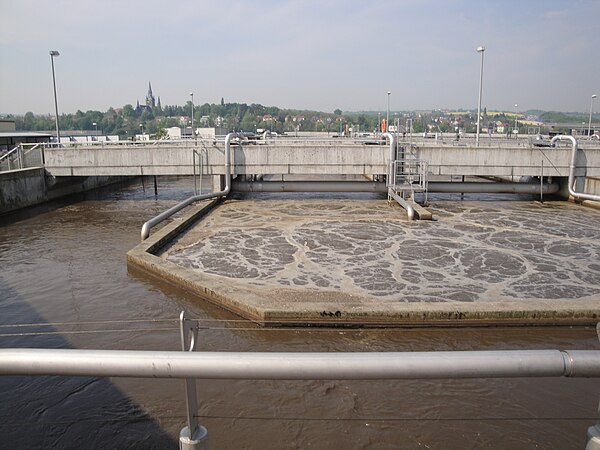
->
[18,144,24,169]
[587,325,600,450]
[179,311,208,450]
[193,150,198,195]
[587,401,600,450]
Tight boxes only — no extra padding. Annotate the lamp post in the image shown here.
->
[92,122,97,134]
[190,92,194,137]
[140,124,144,137]
[475,46,485,146]
[514,103,518,135]
[588,94,597,138]
[386,91,391,133]
[49,50,61,145]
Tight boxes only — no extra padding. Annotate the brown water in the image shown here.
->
[0,178,599,450]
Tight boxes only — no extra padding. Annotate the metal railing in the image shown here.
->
[389,158,429,195]
[0,143,43,172]
[1,312,600,449]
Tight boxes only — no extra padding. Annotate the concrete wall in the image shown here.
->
[0,168,128,214]
[43,141,600,179]
[0,168,48,212]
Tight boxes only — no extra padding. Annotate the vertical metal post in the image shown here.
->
[50,50,61,145]
[540,160,544,203]
[199,151,203,195]
[193,151,198,195]
[587,401,600,450]
[587,326,600,450]
[153,176,158,196]
[179,311,208,450]
[18,145,24,169]
[476,46,485,147]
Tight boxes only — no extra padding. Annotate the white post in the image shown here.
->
[588,94,597,138]
[475,46,485,147]
[50,50,61,145]
[179,311,208,450]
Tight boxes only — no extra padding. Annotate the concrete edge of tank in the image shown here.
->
[126,200,600,328]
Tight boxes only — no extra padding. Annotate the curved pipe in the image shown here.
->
[551,135,600,202]
[382,132,396,187]
[140,133,236,240]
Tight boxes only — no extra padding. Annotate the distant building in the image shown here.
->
[0,119,52,153]
[136,82,160,113]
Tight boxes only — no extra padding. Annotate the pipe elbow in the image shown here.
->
[141,222,151,241]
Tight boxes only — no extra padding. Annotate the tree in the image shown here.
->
[122,104,135,118]
[220,97,225,106]
[334,109,342,116]
[240,111,257,131]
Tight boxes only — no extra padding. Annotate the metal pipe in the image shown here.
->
[232,180,386,192]
[231,181,559,195]
[382,132,395,187]
[1,348,600,379]
[551,135,600,202]
[50,50,61,145]
[476,46,485,147]
[429,181,559,194]
[388,188,415,220]
[140,133,236,240]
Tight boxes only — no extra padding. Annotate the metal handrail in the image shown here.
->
[1,348,599,379]
[2,314,600,450]
[0,143,43,172]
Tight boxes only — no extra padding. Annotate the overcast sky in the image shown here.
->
[1,0,599,115]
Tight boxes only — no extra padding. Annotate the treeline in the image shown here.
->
[9,102,385,137]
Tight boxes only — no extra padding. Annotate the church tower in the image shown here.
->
[145,82,156,108]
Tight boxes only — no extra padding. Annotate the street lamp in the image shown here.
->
[190,92,194,137]
[92,122,97,134]
[49,50,60,145]
[475,46,485,146]
[386,91,391,132]
[514,104,518,134]
[588,94,597,138]
[140,124,144,137]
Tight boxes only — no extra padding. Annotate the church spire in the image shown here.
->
[145,82,156,108]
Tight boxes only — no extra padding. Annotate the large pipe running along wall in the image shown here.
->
[231,181,560,194]
[1,348,600,379]
[551,135,600,202]
[140,133,236,240]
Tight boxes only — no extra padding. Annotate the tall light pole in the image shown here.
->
[140,124,144,137]
[190,92,194,137]
[49,50,61,145]
[588,94,597,138]
[475,46,485,147]
[93,122,97,134]
[514,103,518,134]
[386,91,391,132]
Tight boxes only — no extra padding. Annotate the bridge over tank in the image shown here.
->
[40,138,600,179]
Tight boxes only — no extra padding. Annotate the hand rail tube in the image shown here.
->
[1,348,600,379]
[140,133,237,240]
[551,135,600,202]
